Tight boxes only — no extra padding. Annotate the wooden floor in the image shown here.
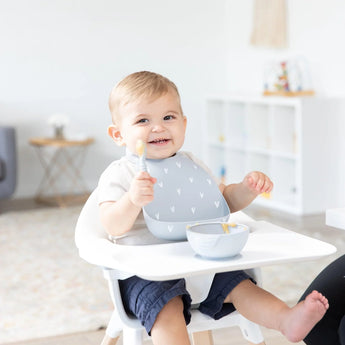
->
[1,198,319,345]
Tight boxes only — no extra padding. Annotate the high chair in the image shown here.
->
[75,188,336,345]
[75,188,264,345]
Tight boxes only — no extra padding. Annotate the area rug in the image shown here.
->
[0,206,343,343]
[0,206,112,344]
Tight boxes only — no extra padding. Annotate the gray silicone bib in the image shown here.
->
[141,152,230,241]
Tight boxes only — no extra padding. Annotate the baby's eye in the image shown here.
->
[164,115,175,120]
[136,118,148,124]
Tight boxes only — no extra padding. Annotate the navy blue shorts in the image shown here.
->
[119,270,254,335]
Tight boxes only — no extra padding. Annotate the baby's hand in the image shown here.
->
[129,171,157,207]
[243,171,273,195]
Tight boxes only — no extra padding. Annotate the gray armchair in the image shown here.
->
[0,126,17,199]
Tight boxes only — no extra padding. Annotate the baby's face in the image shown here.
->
[117,89,187,159]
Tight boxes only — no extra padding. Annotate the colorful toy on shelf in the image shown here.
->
[274,61,290,92]
[263,56,314,97]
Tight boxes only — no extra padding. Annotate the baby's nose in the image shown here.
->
[151,123,165,132]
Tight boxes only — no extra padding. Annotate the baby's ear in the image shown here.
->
[183,115,187,130]
[108,125,125,146]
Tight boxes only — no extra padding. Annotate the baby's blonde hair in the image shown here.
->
[109,71,182,123]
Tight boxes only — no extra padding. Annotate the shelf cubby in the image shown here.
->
[205,95,341,214]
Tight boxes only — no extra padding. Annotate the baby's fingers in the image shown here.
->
[254,176,266,192]
[263,178,273,193]
[246,172,261,190]
[246,172,273,194]
[260,177,273,193]
[136,171,156,185]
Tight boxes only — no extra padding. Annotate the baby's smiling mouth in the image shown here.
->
[148,138,170,145]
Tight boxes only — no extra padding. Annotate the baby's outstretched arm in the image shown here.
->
[222,171,273,213]
[100,171,156,237]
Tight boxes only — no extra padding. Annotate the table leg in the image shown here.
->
[58,146,90,192]
[33,145,91,207]
[34,147,66,206]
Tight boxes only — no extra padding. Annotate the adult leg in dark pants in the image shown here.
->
[299,255,345,345]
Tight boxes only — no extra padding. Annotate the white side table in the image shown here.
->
[326,208,345,230]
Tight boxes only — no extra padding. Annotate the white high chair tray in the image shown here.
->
[86,220,336,281]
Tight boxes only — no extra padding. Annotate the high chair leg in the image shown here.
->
[238,314,265,344]
[191,330,214,345]
[101,334,120,345]
[122,327,143,345]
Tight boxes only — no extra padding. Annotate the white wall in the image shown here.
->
[1,0,345,206]
[0,0,228,197]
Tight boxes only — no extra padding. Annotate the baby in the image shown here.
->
[98,71,328,345]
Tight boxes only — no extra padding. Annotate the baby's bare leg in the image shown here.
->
[151,296,191,345]
[225,279,328,343]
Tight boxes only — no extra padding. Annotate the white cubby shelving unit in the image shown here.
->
[204,95,342,215]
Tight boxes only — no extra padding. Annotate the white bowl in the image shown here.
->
[186,222,249,259]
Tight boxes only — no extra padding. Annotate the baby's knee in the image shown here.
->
[160,296,184,317]
[154,296,185,325]
[151,296,186,335]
